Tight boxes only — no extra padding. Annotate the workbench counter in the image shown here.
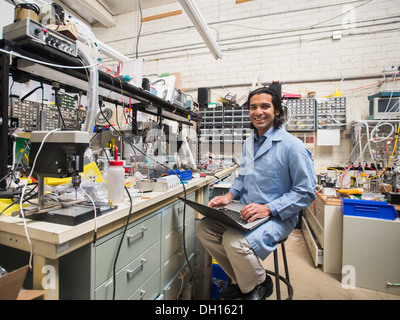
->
[316,190,400,211]
[0,170,233,259]
[315,191,341,206]
[0,168,236,299]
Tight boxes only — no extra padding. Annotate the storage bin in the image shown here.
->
[341,198,397,220]
[211,262,228,299]
[168,169,192,180]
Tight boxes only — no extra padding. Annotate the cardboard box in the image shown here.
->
[47,22,78,41]
[171,72,182,90]
[0,265,47,300]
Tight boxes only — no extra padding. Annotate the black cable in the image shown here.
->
[112,186,133,300]
[115,103,121,131]
[53,89,66,129]
[21,84,43,102]
[0,172,12,186]
[136,0,142,59]
[97,133,110,163]
[15,3,40,15]
[0,183,38,216]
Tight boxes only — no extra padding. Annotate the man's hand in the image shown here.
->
[240,203,271,223]
[208,195,231,207]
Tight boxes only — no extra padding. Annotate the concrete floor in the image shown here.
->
[260,229,400,300]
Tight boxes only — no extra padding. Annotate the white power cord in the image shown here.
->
[79,185,98,240]
[19,128,61,269]
[0,48,97,70]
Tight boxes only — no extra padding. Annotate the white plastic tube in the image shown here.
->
[79,48,98,136]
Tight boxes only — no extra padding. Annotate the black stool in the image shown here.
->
[224,237,293,300]
[265,237,293,300]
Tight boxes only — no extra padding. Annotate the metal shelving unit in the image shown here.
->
[0,38,198,189]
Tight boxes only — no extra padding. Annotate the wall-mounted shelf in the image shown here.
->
[0,38,198,189]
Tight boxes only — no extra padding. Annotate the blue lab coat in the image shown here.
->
[229,127,316,260]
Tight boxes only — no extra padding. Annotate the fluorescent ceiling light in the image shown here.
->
[178,0,222,60]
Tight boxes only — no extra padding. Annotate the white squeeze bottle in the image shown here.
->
[107,146,125,203]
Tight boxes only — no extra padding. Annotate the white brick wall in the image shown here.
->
[93,0,400,168]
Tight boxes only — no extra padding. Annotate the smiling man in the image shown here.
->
[196,87,316,300]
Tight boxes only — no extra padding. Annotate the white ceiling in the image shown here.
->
[55,0,178,26]
[51,0,222,60]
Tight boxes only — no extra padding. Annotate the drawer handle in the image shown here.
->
[137,290,147,300]
[179,224,189,233]
[127,227,148,242]
[127,258,147,277]
[179,267,189,279]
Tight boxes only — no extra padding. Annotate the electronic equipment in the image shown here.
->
[39,3,65,25]
[151,75,176,102]
[29,130,89,179]
[9,97,39,130]
[9,96,84,131]
[386,192,400,205]
[179,197,270,231]
[171,88,188,109]
[368,92,400,120]
[3,18,77,57]
[14,3,40,23]
[198,87,210,109]
[156,174,180,189]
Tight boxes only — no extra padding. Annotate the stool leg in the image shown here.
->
[273,249,281,300]
[281,242,291,298]
[281,242,290,282]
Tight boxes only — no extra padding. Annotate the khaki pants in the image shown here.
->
[196,218,266,293]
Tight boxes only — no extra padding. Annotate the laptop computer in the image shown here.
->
[178,197,269,231]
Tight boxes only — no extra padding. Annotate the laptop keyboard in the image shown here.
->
[217,207,248,225]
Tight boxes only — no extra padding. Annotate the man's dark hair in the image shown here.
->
[246,86,285,129]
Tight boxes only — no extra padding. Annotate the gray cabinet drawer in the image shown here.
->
[161,234,194,287]
[95,241,161,300]
[162,193,195,236]
[95,213,161,287]
[128,268,161,300]
[163,255,194,300]
[163,215,195,260]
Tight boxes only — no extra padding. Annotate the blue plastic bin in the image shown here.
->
[341,198,397,220]
[168,169,192,180]
[211,263,228,299]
